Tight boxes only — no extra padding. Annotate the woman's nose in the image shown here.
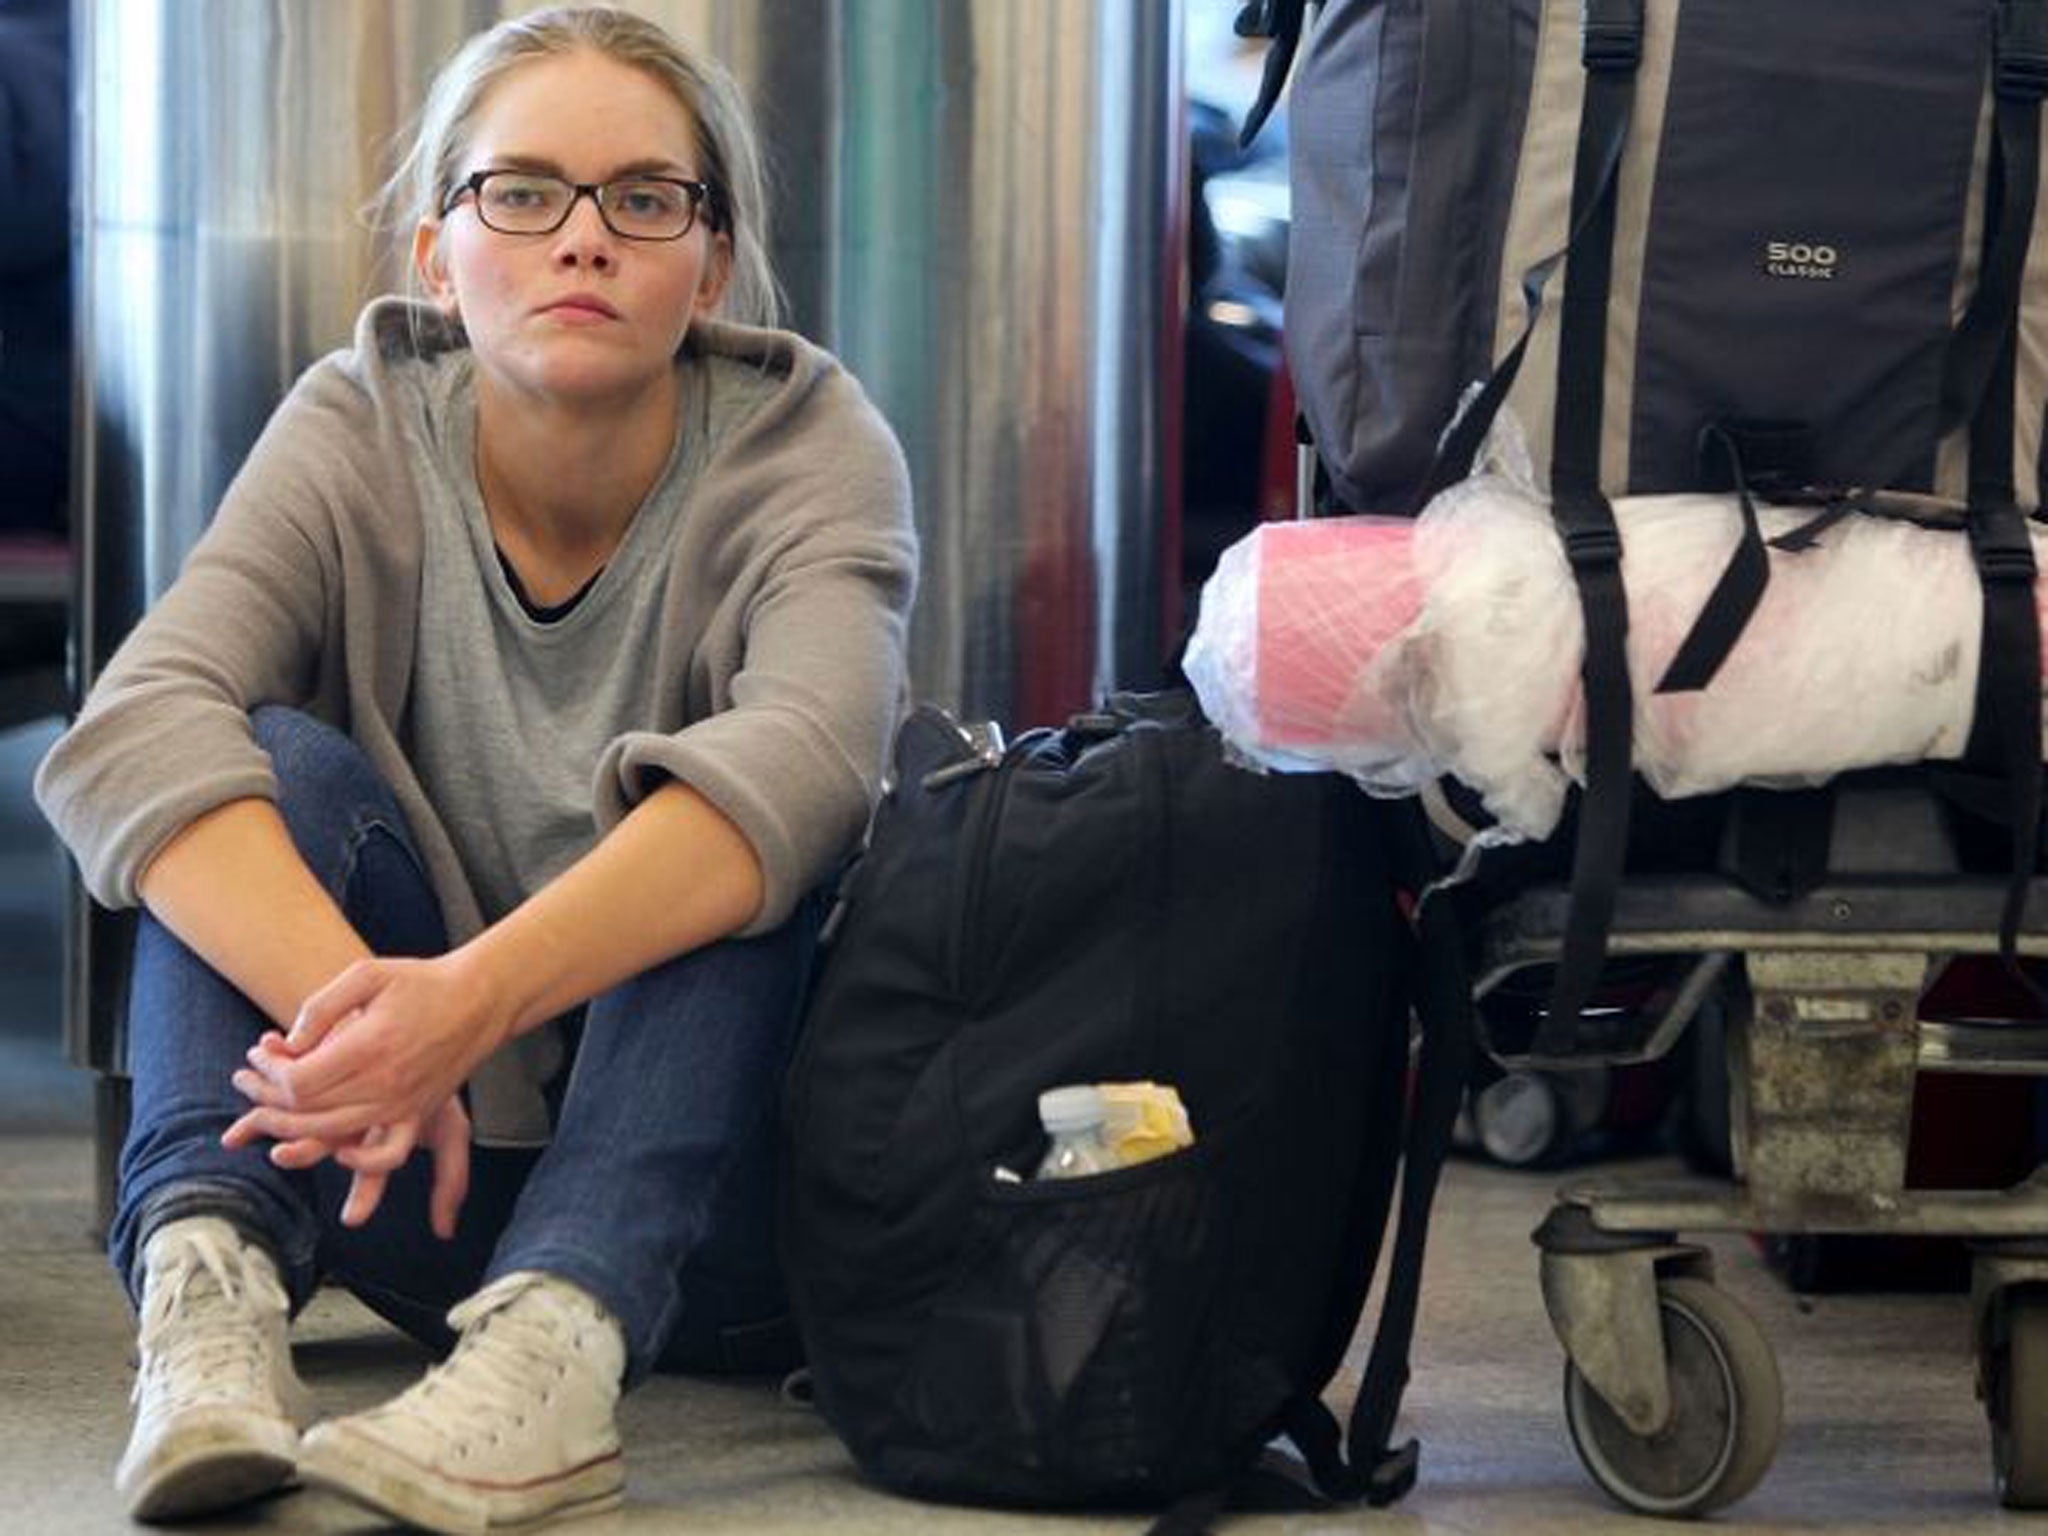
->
[552,195,616,268]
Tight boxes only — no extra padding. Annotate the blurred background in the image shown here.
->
[0,0,1299,1157]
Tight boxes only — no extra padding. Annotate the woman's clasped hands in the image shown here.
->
[222,950,517,1238]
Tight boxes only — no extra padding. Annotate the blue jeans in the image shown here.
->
[111,707,818,1386]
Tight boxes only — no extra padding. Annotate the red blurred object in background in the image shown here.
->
[1910,958,2044,1191]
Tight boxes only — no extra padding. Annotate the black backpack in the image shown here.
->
[779,692,1474,1530]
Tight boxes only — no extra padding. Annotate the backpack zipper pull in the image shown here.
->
[920,720,1007,790]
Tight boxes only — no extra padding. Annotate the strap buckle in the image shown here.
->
[2000,0,2048,101]
[1562,522,1624,569]
[1970,507,2040,583]
[1582,0,1643,72]
[1977,545,2039,583]
[1366,1439,1421,1508]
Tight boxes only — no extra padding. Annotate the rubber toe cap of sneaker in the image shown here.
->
[118,1409,299,1521]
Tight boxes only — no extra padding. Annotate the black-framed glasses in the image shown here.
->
[442,169,723,241]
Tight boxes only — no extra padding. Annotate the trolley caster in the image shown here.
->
[1563,1277,1783,1517]
[1984,1287,2048,1507]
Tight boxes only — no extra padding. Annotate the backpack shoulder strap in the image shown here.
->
[1234,0,1309,147]
[1141,799,1471,1535]
[1142,1485,1230,1536]
[1341,802,1478,1497]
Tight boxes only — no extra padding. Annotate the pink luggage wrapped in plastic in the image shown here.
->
[1183,473,2048,843]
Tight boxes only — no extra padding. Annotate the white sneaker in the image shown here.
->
[299,1271,627,1534]
[116,1214,311,1520]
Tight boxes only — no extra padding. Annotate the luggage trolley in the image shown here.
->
[1471,781,2048,1516]
[1233,0,2048,1515]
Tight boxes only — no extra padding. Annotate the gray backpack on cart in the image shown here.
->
[1240,0,2048,1047]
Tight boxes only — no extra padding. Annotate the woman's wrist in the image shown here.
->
[446,928,540,1048]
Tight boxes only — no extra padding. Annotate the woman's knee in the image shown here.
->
[249,706,381,809]
[247,707,437,945]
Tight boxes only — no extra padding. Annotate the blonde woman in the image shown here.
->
[37,7,915,1530]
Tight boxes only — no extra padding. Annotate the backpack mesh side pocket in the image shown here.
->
[883,1136,1261,1505]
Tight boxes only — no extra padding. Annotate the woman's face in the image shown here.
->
[415,49,731,411]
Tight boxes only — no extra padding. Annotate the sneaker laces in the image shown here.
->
[133,1225,290,1413]
[367,1276,610,1459]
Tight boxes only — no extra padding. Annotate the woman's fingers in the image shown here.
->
[226,1090,468,1240]
[223,1100,381,1150]
[290,960,386,1051]
[232,1067,287,1107]
[335,1121,418,1176]
[266,1135,338,1169]
[426,1104,472,1240]
[250,1017,388,1109]
[339,1165,391,1228]
[244,1011,379,1110]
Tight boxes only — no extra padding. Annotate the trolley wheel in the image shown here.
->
[1563,1276,1783,1518]
[1987,1288,2048,1507]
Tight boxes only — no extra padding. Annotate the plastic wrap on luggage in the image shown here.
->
[1184,515,1434,786]
[1184,473,2043,843]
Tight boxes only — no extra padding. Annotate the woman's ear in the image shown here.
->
[693,230,734,319]
[413,220,459,316]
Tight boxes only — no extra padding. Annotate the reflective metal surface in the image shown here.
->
[835,0,1185,721]
[76,0,473,676]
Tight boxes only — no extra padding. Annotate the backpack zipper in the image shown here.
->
[951,742,1023,1006]
[1140,724,1174,1072]
[949,724,1063,1005]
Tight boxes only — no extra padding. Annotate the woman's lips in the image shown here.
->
[539,295,620,323]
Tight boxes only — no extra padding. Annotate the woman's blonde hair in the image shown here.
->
[383,4,782,328]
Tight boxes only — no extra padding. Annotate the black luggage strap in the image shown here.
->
[1342,805,1478,1499]
[1654,425,1772,694]
[1534,0,1642,1059]
[1957,4,2048,999]
[1966,503,2042,987]
[1144,1485,1230,1536]
[1727,786,1835,903]
[1766,494,1860,554]
[1278,1397,1365,1501]
[1967,371,2046,996]
[1941,0,2048,436]
[1235,0,1308,147]
[1138,801,1463,1536]
[1417,3,1641,507]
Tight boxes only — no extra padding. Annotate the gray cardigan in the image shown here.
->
[36,298,917,1142]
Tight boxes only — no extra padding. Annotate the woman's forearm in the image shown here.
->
[136,797,372,1026]
[458,780,765,1037]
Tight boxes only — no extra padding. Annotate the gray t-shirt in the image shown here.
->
[408,353,772,923]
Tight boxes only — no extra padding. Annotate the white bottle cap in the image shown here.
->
[1038,1085,1106,1134]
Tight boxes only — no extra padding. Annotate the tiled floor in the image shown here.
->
[0,715,2033,1534]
